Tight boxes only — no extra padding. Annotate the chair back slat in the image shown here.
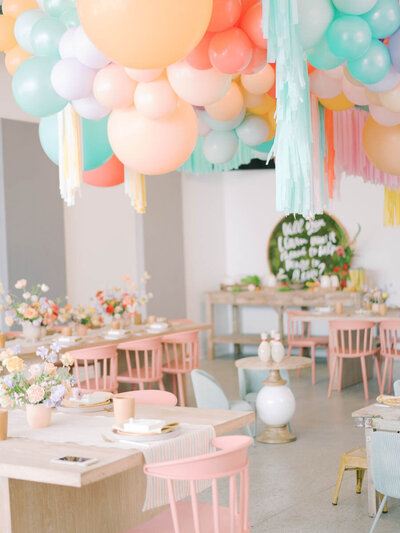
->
[117,338,163,386]
[69,344,118,393]
[380,320,400,357]
[329,320,377,357]
[162,330,200,373]
[287,310,311,342]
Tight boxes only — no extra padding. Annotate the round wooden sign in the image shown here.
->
[268,213,348,283]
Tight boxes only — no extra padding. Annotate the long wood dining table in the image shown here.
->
[0,404,254,533]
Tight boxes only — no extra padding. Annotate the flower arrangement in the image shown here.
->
[95,288,127,317]
[71,305,103,327]
[0,342,74,408]
[329,245,355,288]
[57,304,72,324]
[364,288,388,305]
[95,273,153,318]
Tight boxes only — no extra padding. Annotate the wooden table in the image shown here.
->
[352,403,400,517]
[205,288,362,360]
[0,404,254,532]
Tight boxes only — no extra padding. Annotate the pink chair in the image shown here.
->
[4,331,21,338]
[328,320,381,400]
[117,338,164,391]
[126,435,253,533]
[379,320,400,394]
[162,330,199,406]
[70,344,118,393]
[116,389,178,406]
[287,310,329,385]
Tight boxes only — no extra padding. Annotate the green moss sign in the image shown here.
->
[268,213,348,283]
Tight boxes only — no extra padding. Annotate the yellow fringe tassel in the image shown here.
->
[384,187,400,226]
[57,104,82,207]
[124,168,147,214]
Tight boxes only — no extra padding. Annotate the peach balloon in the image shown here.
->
[83,154,124,187]
[205,81,244,121]
[240,2,267,49]
[125,68,163,83]
[186,32,213,70]
[5,45,31,75]
[94,65,136,110]
[209,28,252,74]
[108,100,198,175]
[342,76,368,105]
[0,15,17,52]
[77,0,213,69]
[369,105,400,127]
[318,93,354,111]
[249,93,275,115]
[323,66,344,80]
[241,63,275,95]
[167,61,231,106]
[365,88,382,105]
[243,91,263,108]
[363,116,400,175]
[379,83,400,113]
[134,79,178,119]
[2,0,38,18]
[310,70,342,99]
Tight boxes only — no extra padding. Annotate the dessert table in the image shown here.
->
[0,403,254,533]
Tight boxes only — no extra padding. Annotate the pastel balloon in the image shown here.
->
[31,16,66,57]
[207,0,241,32]
[2,0,39,18]
[348,39,390,84]
[332,0,378,15]
[343,65,364,86]
[248,93,275,115]
[363,115,400,174]
[83,155,124,188]
[366,88,382,104]
[39,114,113,170]
[5,45,31,76]
[241,63,275,95]
[59,27,76,59]
[196,110,211,136]
[94,65,136,110]
[59,7,80,28]
[327,15,371,60]
[243,91,264,108]
[134,79,178,119]
[364,65,400,92]
[14,9,46,54]
[342,76,368,104]
[186,32,213,70]
[0,16,17,53]
[235,114,269,146]
[362,0,400,38]
[297,0,334,50]
[310,70,342,98]
[209,28,253,74]
[307,35,344,70]
[369,104,400,125]
[12,56,67,117]
[319,93,354,111]
[125,68,163,83]
[74,26,110,70]
[108,100,198,175]
[380,81,400,111]
[241,0,259,12]
[324,66,344,79]
[205,82,243,121]
[167,61,231,106]
[240,2,267,49]
[252,137,274,153]
[51,58,96,100]
[203,130,238,164]
[241,47,267,74]
[389,27,400,71]
[77,0,213,69]
[44,0,75,17]
[201,106,245,131]
[72,95,109,120]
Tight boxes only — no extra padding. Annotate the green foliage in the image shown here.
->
[240,275,261,287]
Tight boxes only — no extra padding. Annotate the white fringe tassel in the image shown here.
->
[124,167,147,214]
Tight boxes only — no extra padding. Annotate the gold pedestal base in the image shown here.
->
[257,424,296,444]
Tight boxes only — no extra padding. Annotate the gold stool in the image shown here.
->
[332,446,387,512]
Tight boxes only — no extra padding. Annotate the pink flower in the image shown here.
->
[27,385,45,404]
[5,316,14,327]
[24,308,39,320]
[15,279,27,289]
[336,246,345,257]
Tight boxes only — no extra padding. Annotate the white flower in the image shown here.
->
[0,396,10,408]
[15,279,27,289]
[22,292,31,300]
[5,316,14,327]
[31,295,38,302]
[41,284,49,293]
[29,364,43,377]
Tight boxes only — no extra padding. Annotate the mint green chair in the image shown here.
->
[393,379,400,395]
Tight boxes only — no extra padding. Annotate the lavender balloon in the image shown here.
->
[389,27,400,71]
[59,27,77,59]
[51,58,96,100]
[74,26,110,69]
[364,64,400,91]
[72,95,109,120]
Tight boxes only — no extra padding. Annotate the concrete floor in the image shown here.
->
[186,357,400,533]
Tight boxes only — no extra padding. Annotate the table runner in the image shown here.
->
[7,409,215,510]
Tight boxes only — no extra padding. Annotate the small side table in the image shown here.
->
[235,356,312,444]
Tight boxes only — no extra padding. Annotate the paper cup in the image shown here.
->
[113,396,135,425]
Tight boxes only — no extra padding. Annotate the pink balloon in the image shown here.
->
[83,154,124,187]
[74,26,110,69]
[94,64,136,110]
[51,58,96,100]
[72,94,109,120]
[59,27,77,59]
[125,67,163,83]
[167,61,231,106]
[134,78,178,119]
[196,109,211,136]
[323,66,344,79]
[209,27,252,74]
[186,32,213,70]
[310,70,342,99]
[369,104,400,126]
[108,100,198,175]
[342,76,368,105]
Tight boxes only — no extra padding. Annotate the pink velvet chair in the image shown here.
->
[287,310,329,385]
[328,320,381,400]
[162,330,199,406]
[116,389,178,406]
[379,320,400,394]
[70,344,118,393]
[126,435,253,533]
[117,338,164,391]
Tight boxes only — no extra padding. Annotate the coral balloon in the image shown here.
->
[347,39,390,84]
[205,81,244,121]
[108,100,198,175]
[125,68,163,83]
[332,0,378,15]
[241,0,258,12]
[134,79,178,119]
[362,0,400,39]
[167,61,231,106]
[203,130,238,164]
[342,76,368,105]
[369,104,400,126]
[310,70,342,98]
[298,0,334,50]
[209,28,253,74]
[77,0,213,69]
[72,95,109,120]
[241,47,267,74]
[363,115,400,174]
[207,0,241,33]
[2,0,38,18]
[380,81,400,111]
[94,65,136,110]
[241,63,275,95]
[74,26,110,70]
[83,155,124,188]
[319,93,354,111]
[0,15,17,52]
[51,58,96,101]
[5,45,31,75]
[186,33,213,70]
[240,2,267,49]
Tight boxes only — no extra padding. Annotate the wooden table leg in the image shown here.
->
[0,477,12,533]
[365,426,378,517]
[205,295,215,360]
[232,304,241,357]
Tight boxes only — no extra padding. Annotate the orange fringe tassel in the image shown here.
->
[324,109,336,199]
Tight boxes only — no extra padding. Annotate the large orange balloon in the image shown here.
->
[108,100,198,175]
[318,93,354,111]
[0,15,17,52]
[83,154,124,187]
[77,0,213,69]
[363,116,400,176]
[5,45,31,75]
[2,0,38,18]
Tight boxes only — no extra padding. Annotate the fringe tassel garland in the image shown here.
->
[384,187,400,226]
[124,167,147,214]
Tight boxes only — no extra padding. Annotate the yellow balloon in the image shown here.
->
[0,15,17,52]
[2,0,38,18]
[264,110,276,141]
[319,93,354,111]
[379,82,400,113]
[249,93,275,116]
[5,45,31,76]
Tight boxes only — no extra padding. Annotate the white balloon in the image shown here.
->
[51,58,96,101]
[196,110,211,137]
[59,27,77,59]
[203,130,238,165]
[14,9,46,54]
[74,26,110,69]
[298,0,335,50]
[235,115,269,146]
[72,95,109,120]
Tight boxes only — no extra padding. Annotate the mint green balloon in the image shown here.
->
[362,0,400,38]
[307,35,345,70]
[332,0,378,15]
[59,7,80,28]
[12,56,67,117]
[39,114,113,171]
[44,0,76,18]
[298,0,335,50]
[31,16,66,57]
[327,15,372,60]
[348,38,391,83]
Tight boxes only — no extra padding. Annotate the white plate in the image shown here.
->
[58,336,81,345]
[57,403,112,414]
[355,309,372,315]
[111,427,181,443]
[315,307,333,314]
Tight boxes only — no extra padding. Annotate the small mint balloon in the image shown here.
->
[31,16,66,57]
[327,15,372,60]
[348,38,391,83]
[362,0,400,39]
[332,0,378,15]
[307,35,345,70]
[44,0,76,18]
[59,7,80,28]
